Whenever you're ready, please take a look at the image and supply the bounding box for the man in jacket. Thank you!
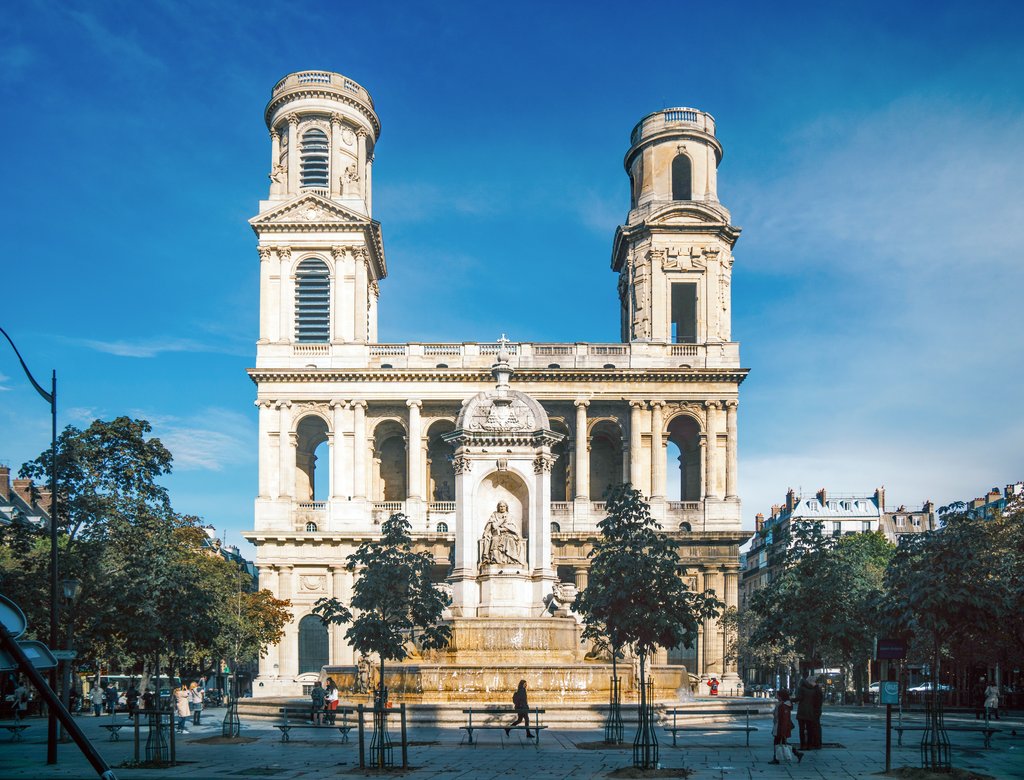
[794,673,816,750]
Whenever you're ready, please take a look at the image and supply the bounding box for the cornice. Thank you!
[625,125,723,169]
[265,88,380,138]
[246,367,750,385]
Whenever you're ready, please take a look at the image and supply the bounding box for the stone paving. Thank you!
[0,706,1021,780]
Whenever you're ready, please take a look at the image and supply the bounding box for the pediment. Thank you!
[250,194,370,228]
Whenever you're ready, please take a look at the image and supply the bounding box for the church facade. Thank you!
[244,71,749,697]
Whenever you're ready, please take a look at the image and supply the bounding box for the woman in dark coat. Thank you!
[505,680,533,738]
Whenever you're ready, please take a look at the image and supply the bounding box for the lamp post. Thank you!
[59,578,81,741]
[0,326,59,764]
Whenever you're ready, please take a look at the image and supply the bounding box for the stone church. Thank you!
[244,71,748,698]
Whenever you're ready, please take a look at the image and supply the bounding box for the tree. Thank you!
[312,512,450,767]
[573,485,723,768]
[19,417,173,547]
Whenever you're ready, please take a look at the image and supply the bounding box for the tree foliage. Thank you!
[313,512,451,699]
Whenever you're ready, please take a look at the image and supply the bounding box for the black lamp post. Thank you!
[60,578,81,732]
[0,326,59,764]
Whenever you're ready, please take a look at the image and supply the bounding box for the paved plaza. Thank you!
[1,706,1021,780]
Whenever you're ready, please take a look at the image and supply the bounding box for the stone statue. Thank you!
[480,501,527,567]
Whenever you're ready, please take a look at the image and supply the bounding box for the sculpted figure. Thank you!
[480,501,527,566]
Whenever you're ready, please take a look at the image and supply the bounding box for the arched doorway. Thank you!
[666,415,702,500]
[589,420,624,500]
[372,420,407,501]
[298,614,329,674]
[295,415,329,501]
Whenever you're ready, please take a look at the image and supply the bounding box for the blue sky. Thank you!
[2,1,1022,556]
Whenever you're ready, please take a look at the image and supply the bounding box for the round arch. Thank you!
[297,614,329,675]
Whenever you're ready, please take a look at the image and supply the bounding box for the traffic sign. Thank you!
[876,638,907,660]
[880,681,899,704]
[0,641,58,672]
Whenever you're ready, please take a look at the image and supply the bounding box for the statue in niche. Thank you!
[480,501,527,567]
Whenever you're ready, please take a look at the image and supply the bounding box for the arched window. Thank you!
[305,521,318,532]
[297,615,329,674]
[550,521,561,533]
[435,522,449,533]
[295,258,330,343]
[300,128,330,189]
[672,154,692,201]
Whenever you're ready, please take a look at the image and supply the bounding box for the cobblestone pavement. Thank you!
[0,707,1021,780]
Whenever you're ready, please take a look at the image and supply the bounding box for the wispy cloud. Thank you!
[63,7,166,72]
[76,337,246,359]
[0,372,10,391]
[141,408,256,472]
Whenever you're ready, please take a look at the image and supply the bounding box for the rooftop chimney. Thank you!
[874,487,886,511]
[0,466,10,501]
[786,488,796,512]
[12,478,33,505]
[755,512,765,532]
[987,488,1001,503]
[816,488,827,505]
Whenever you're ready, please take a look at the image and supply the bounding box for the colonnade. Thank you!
[257,397,740,505]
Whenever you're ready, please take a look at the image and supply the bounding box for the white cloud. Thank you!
[141,408,256,473]
[0,372,10,391]
[76,337,246,359]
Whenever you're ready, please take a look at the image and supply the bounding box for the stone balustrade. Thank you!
[271,71,374,108]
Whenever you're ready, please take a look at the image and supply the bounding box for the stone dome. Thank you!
[455,339,550,434]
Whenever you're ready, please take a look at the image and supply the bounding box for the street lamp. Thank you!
[60,578,81,740]
[0,326,59,764]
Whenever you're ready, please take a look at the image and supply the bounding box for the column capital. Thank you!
[352,246,368,263]
[704,400,721,411]
[574,399,590,409]
[276,246,292,262]
[406,399,422,410]
[356,127,369,138]
[258,245,273,262]
[351,399,367,410]
[650,400,665,409]
[330,245,347,261]
[723,400,739,410]
[329,399,348,410]
[255,399,275,409]
[287,113,301,127]
[330,112,344,125]
[269,128,280,140]
[275,400,292,410]
[629,400,645,410]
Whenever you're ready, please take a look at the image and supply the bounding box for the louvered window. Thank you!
[300,128,329,188]
[295,258,330,342]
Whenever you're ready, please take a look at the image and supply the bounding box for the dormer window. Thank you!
[300,128,330,188]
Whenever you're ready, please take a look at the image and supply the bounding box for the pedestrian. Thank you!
[188,682,204,726]
[310,680,326,725]
[90,684,104,717]
[13,680,29,721]
[707,676,720,696]
[811,675,825,748]
[794,673,815,750]
[505,679,533,738]
[104,683,119,715]
[126,685,139,715]
[324,678,339,725]
[172,686,191,734]
[984,682,1000,721]
[769,689,803,764]
[142,687,155,712]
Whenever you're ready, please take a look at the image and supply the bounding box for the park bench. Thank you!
[274,706,353,743]
[0,722,30,742]
[660,708,760,747]
[100,723,129,741]
[894,708,1001,749]
[459,707,547,747]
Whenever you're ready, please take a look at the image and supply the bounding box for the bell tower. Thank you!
[611,108,741,346]
[250,71,386,357]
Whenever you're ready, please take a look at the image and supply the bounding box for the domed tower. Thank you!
[611,108,741,346]
[250,71,386,353]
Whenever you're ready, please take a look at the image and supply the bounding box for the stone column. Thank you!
[286,114,300,193]
[277,247,292,343]
[366,155,373,213]
[703,402,719,499]
[329,565,347,663]
[629,401,644,490]
[330,400,346,500]
[352,401,367,499]
[574,400,590,500]
[724,401,738,500]
[356,129,367,198]
[723,566,740,682]
[650,402,665,499]
[277,401,293,499]
[353,248,368,342]
[329,114,343,197]
[257,400,273,498]
[406,400,423,501]
[574,567,589,591]
[259,566,281,677]
[258,246,272,342]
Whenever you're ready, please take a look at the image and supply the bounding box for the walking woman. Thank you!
[769,689,803,764]
[505,680,533,738]
[324,678,339,725]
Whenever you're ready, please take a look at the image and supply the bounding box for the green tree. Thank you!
[573,485,722,768]
[313,512,450,765]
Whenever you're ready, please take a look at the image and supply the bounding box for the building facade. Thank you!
[243,72,749,697]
